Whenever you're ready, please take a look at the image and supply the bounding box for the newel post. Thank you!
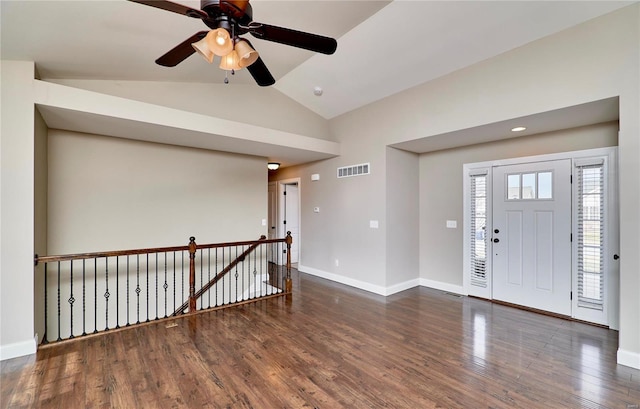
[285,231,293,294]
[188,236,197,314]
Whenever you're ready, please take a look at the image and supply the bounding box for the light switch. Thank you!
[370,220,379,229]
[261,219,267,226]
[313,207,320,213]
[311,173,320,181]
[446,220,457,229]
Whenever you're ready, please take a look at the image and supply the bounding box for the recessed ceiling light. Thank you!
[511,126,527,132]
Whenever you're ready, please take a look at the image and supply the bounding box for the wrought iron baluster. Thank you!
[116,257,120,329]
[173,252,176,314]
[199,248,202,311]
[136,254,141,324]
[57,261,61,341]
[126,255,130,327]
[43,263,48,344]
[146,253,149,322]
[235,246,239,303]
[93,258,98,334]
[69,260,75,338]
[181,251,184,312]
[105,257,110,331]
[207,248,211,309]
[215,248,219,307]
[163,252,168,319]
[82,259,86,336]
[155,252,159,320]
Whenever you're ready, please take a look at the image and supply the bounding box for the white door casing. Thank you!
[278,178,301,265]
[463,147,618,327]
[285,184,300,263]
[267,182,277,240]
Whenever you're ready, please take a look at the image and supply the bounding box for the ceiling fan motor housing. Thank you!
[201,0,252,32]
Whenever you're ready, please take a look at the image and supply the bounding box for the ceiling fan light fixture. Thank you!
[191,37,214,63]
[207,28,233,56]
[235,39,259,68]
[219,50,242,71]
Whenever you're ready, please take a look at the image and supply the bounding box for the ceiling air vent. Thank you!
[337,163,370,178]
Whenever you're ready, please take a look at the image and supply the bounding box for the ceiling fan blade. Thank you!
[156,31,208,67]
[248,23,337,55]
[246,56,275,87]
[127,0,208,19]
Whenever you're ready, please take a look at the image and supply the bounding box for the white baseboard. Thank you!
[419,278,465,295]
[298,265,388,295]
[386,279,420,296]
[0,337,37,361]
[617,348,640,369]
[298,265,465,297]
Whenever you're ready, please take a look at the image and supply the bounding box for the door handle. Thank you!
[493,238,499,243]
[613,254,619,260]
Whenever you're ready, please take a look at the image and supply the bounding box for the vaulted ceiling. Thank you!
[2,1,631,119]
[1,1,630,166]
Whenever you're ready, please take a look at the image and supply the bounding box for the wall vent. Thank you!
[337,163,370,178]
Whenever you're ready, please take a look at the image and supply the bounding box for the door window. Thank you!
[506,171,553,200]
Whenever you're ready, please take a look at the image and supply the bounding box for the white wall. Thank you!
[0,61,37,359]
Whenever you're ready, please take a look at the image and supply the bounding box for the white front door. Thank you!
[492,159,572,316]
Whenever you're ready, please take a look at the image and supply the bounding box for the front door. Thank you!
[492,159,571,316]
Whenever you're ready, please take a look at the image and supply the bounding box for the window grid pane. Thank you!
[506,171,553,200]
[470,175,487,288]
[577,164,604,310]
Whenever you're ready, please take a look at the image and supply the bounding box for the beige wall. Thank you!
[47,130,267,254]
[0,61,36,358]
[420,122,618,287]
[1,5,639,369]
[386,147,419,289]
[47,79,332,141]
[275,5,639,367]
[34,109,48,344]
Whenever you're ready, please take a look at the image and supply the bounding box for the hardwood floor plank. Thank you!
[2,269,639,408]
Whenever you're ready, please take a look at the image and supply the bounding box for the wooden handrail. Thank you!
[34,236,286,265]
[175,235,267,316]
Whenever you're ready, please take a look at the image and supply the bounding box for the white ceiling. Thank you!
[0,0,632,162]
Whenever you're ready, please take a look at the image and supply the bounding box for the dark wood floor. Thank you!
[2,269,639,408]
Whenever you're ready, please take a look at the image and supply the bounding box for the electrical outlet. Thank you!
[335,259,339,267]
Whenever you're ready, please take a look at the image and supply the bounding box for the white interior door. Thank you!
[492,159,572,316]
[283,183,299,264]
[267,182,277,240]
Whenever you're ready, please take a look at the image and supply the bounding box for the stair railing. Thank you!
[34,232,292,344]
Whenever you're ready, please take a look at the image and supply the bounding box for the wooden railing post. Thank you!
[188,236,197,314]
[285,231,293,294]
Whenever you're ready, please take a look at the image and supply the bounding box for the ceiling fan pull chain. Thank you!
[224,71,229,84]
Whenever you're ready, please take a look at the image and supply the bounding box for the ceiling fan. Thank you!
[128,0,338,86]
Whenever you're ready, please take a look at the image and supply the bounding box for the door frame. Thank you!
[463,147,618,327]
[277,178,301,265]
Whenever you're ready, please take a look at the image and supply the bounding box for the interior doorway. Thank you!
[278,178,301,265]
